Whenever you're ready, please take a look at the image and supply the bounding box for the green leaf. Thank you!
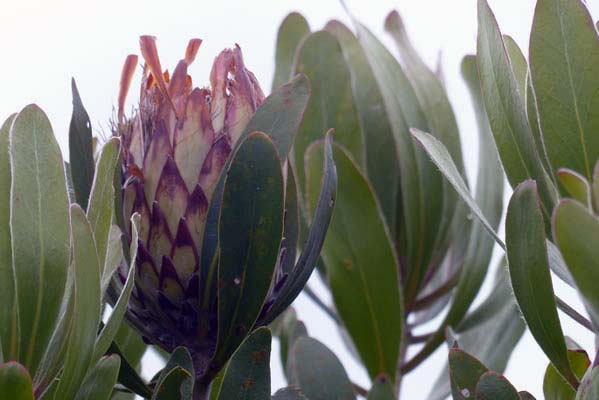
[212,132,284,375]
[272,387,307,400]
[407,54,504,373]
[87,137,120,278]
[0,114,17,361]
[529,0,599,180]
[448,349,488,399]
[352,20,442,304]
[217,327,271,400]
[411,129,503,248]
[592,162,599,213]
[54,205,102,400]
[553,199,599,328]
[544,349,590,400]
[520,392,537,400]
[108,341,152,399]
[69,79,95,210]
[287,337,356,400]
[325,20,400,238]
[152,347,194,400]
[293,30,363,191]
[257,132,337,325]
[502,35,527,98]
[506,181,577,388]
[475,371,520,400]
[9,104,70,374]
[526,70,553,176]
[305,142,402,380]
[272,13,310,90]
[367,374,395,400]
[244,74,311,163]
[0,362,34,400]
[92,234,136,364]
[385,10,465,256]
[477,0,556,217]
[429,267,525,400]
[576,365,599,400]
[102,225,123,294]
[557,169,591,207]
[74,355,121,400]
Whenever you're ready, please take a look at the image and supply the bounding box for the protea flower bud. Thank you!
[115,36,336,394]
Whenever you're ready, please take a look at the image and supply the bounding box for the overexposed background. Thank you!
[2,0,599,398]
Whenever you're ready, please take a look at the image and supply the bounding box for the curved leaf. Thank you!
[306,142,402,380]
[272,387,307,400]
[557,169,591,208]
[10,104,70,374]
[506,181,577,388]
[448,349,488,399]
[529,0,599,180]
[287,337,355,400]
[544,349,590,400]
[217,327,271,400]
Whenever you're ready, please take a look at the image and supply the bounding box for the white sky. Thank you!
[2,0,599,398]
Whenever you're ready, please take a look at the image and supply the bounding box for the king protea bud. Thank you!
[114,35,336,392]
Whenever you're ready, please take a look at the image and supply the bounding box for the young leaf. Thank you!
[10,104,70,374]
[69,79,95,210]
[543,349,590,400]
[506,181,578,388]
[448,349,488,399]
[0,362,34,400]
[152,347,194,400]
[305,142,402,380]
[217,327,272,400]
[367,375,395,400]
[272,13,310,90]
[557,169,592,209]
[287,337,356,400]
[529,0,599,180]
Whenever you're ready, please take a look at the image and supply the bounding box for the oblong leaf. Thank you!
[152,347,194,400]
[287,337,355,400]
[477,0,556,216]
[9,104,70,374]
[69,79,95,210]
[557,169,591,208]
[217,327,271,400]
[529,0,599,180]
[544,349,590,400]
[475,371,520,400]
[87,137,120,277]
[306,142,402,380]
[74,355,121,400]
[54,205,102,400]
[0,114,17,361]
[212,132,284,375]
[553,199,599,328]
[506,181,577,388]
[0,362,34,400]
[272,13,310,90]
